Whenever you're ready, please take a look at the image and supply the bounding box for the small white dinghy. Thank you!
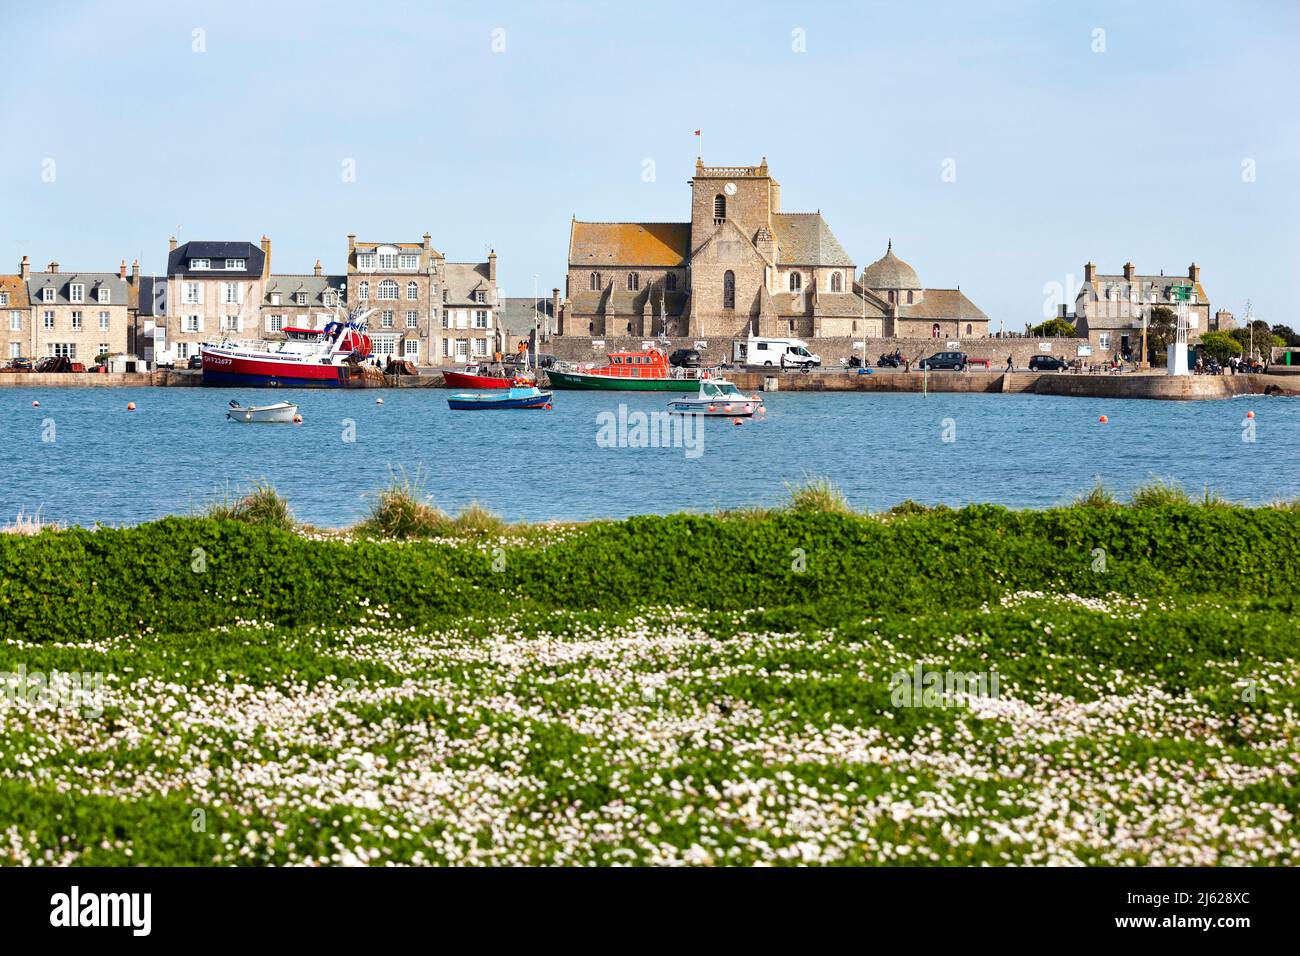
[227,399,299,424]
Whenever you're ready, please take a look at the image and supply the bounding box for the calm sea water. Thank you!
[3,385,1297,527]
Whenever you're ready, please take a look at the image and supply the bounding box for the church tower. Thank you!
[689,158,777,254]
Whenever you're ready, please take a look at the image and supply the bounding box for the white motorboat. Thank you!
[667,379,764,417]
[226,400,299,424]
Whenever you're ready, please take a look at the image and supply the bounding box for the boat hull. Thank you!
[441,370,527,389]
[448,389,553,410]
[227,402,299,424]
[202,352,355,388]
[544,369,703,391]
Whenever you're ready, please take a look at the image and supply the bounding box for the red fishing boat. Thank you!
[441,364,534,389]
[201,307,375,388]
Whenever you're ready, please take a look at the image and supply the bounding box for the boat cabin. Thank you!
[598,349,671,379]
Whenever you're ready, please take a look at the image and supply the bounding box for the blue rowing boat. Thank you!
[447,386,554,410]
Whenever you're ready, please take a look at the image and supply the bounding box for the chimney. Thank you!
[131,259,140,281]
[314,259,322,277]
[119,260,127,279]
[423,232,432,251]
[1083,261,1095,282]
[551,288,561,329]
[260,235,272,278]
[488,250,497,282]
[1123,261,1135,281]
[1189,262,1200,283]
[168,236,177,252]
[19,255,29,280]
[48,261,59,273]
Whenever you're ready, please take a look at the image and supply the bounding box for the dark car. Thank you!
[5,357,33,371]
[918,351,968,371]
[669,348,702,368]
[188,354,204,369]
[1028,355,1068,371]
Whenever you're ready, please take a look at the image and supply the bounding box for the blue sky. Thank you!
[2,0,1296,327]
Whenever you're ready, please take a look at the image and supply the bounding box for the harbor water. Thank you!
[3,387,1298,527]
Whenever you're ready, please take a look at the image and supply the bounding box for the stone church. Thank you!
[560,157,987,341]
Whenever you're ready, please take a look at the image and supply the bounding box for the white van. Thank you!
[734,336,821,369]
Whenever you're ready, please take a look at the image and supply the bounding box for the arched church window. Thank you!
[789,273,801,292]
[666,273,677,292]
[831,272,842,292]
[713,195,726,222]
[966,323,973,335]
[907,291,914,304]
[723,271,735,309]
[931,323,940,338]
[628,272,639,291]
[590,272,600,291]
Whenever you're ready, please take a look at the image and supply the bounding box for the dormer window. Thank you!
[225,258,245,270]
[399,254,418,270]
[324,291,336,306]
[357,253,376,269]
[191,258,210,270]
[475,291,486,303]
[378,253,398,270]
[98,287,111,303]
[294,292,306,305]
[69,283,85,303]
[270,292,281,305]
[42,287,54,303]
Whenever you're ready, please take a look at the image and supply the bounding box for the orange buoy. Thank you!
[707,405,716,412]
[376,398,384,404]
[293,414,303,424]
[31,400,39,408]
[732,418,743,426]
[756,405,766,414]
[751,394,760,400]
[126,402,136,411]
[724,403,733,412]
[544,403,552,410]
[1246,410,1255,419]
[1098,415,1108,424]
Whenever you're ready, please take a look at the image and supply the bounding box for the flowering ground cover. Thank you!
[2,581,1296,865]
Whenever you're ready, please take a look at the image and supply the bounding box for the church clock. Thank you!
[723,182,737,196]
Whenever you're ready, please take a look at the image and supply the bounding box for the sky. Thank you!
[2,0,1297,328]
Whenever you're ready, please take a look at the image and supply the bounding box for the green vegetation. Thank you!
[1028,317,1078,337]
[784,475,850,514]
[355,466,453,539]
[1197,330,1243,363]
[1071,478,1119,509]
[1,499,1298,865]
[200,481,294,531]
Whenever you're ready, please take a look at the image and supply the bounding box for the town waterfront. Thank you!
[6,387,1298,527]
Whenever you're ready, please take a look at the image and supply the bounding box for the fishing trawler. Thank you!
[200,306,376,388]
[545,347,715,391]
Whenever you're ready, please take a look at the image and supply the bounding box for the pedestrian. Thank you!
[1005,355,1013,372]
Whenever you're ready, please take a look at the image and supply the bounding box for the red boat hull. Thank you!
[202,352,354,388]
[441,369,531,389]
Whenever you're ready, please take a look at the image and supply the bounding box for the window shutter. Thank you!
[237,283,246,304]
[196,284,205,305]
[236,315,244,333]
[196,315,205,333]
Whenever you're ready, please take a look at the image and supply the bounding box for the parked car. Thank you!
[669,348,702,368]
[535,353,558,370]
[5,357,33,371]
[1028,355,1068,371]
[918,351,968,371]
[187,354,204,369]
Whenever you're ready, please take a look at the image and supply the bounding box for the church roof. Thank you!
[569,222,690,268]
[897,288,987,321]
[568,287,688,317]
[772,291,884,318]
[861,241,922,290]
[771,213,854,267]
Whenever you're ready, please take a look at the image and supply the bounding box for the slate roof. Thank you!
[861,241,922,290]
[0,274,31,309]
[26,272,129,307]
[167,241,265,278]
[137,276,164,317]
[263,274,346,307]
[499,297,557,335]
[1077,275,1208,306]
[896,289,987,321]
[771,213,854,267]
[443,262,494,306]
[569,222,690,268]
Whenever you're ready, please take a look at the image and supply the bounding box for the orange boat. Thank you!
[545,348,714,391]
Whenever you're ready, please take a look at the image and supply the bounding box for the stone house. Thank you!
[346,235,443,365]
[438,255,500,364]
[1,261,33,362]
[162,237,270,363]
[24,258,135,363]
[1074,261,1213,356]
[261,262,346,338]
